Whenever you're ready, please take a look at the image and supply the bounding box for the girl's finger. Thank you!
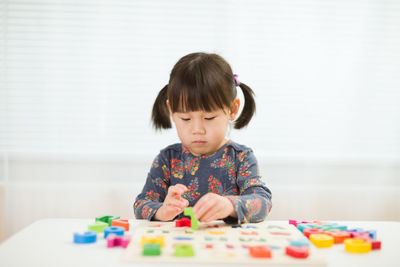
[195,199,215,220]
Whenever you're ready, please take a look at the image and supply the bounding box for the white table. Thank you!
[0,219,398,267]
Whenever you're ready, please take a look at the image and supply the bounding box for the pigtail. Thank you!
[234,82,256,129]
[151,85,172,130]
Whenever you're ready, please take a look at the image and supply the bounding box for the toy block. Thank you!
[174,244,195,257]
[140,235,165,247]
[107,234,131,248]
[286,246,309,258]
[103,226,125,238]
[183,207,198,230]
[344,238,372,253]
[111,219,129,231]
[249,245,272,258]
[88,221,108,233]
[73,231,97,244]
[290,238,310,247]
[350,232,372,240]
[289,220,300,227]
[367,230,377,239]
[303,228,325,238]
[370,240,381,250]
[296,223,317,233]
[327,231,351,244]
[175,217,191,227]
[143,243,161,256]
[96,215,120,226]
[309,234,334,248]
[349,232,381,250]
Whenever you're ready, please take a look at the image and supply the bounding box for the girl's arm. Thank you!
[224,149,272,224]
[133,153,170,220]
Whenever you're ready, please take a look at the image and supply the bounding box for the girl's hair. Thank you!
[152,52,256,130]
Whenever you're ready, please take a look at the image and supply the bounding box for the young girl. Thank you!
[134,52,272,224]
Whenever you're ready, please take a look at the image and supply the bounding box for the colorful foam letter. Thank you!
[249,245,272,258]
[309,234,334,248]
[73,231,97,244]
[96,215,120,226]
[106,234,131,248]
[183,207,198,230]
[174,244,195,257]
[88,221,108,233]
[103,226,125,238]
[111,219,130,231]
[344,238,372,253]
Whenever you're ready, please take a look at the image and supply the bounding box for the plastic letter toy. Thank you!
[303,228,324,238]
[183,207,198,230]
[174,244,195,257]
[96,215,120,226]
[328,231,351,244]
[73,231,97,244]
[88,221,108,233]
[290,237,310,247]
[140,235,165,247]
[309,234,334,248]
[103,226,125,238]
[344,238,372,253]
[107,234,131,248]
[286,246,309,258]
[111,219,130,231]
[175,217,191,227]
[249,245,272,258]
[143,243,161,256]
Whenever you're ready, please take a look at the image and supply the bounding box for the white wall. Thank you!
[1,0,400,242]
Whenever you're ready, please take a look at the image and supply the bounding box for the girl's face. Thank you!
[168,99,240,156]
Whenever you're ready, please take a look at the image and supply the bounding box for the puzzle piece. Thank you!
[73,231,97,244]
[107,234,131,248]
[249,245,272,258]
[88,221,108,233]
[96,215,120,226]
[140,235,165,247]
[183,207,198,230]
[175,217,191,227]
[174,244,194,257]
[111,219,130,231]
[143,243,161,256]
[103,226,125,238]
[344,238,372,253]
[327,231,351,244]
[286,246,309,258]
[309,234,334,248]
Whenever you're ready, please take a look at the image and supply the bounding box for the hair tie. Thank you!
[233,74,240,86]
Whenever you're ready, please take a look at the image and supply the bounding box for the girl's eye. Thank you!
[181,118,190,121]
[205,117,216,120]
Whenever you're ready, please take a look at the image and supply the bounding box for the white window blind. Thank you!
[1,0,399,162]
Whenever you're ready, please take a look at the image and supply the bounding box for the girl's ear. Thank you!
[229,98,241,120]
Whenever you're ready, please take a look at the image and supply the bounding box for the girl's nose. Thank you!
[192,120,206,135]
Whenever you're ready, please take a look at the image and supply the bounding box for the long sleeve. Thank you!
[133,153,170,220]
[224,149,272,224]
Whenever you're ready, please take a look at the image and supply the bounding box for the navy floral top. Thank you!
[134,140,272,224]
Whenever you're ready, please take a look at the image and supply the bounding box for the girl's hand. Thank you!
[154,184,189,221]
[193,193,236,222]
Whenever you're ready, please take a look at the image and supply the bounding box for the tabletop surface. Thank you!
[0,219,398,267]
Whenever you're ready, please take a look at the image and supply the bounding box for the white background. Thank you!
[1,0,399,242]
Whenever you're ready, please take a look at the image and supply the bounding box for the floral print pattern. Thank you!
[182,177,201,202]
[134,141,272,224]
